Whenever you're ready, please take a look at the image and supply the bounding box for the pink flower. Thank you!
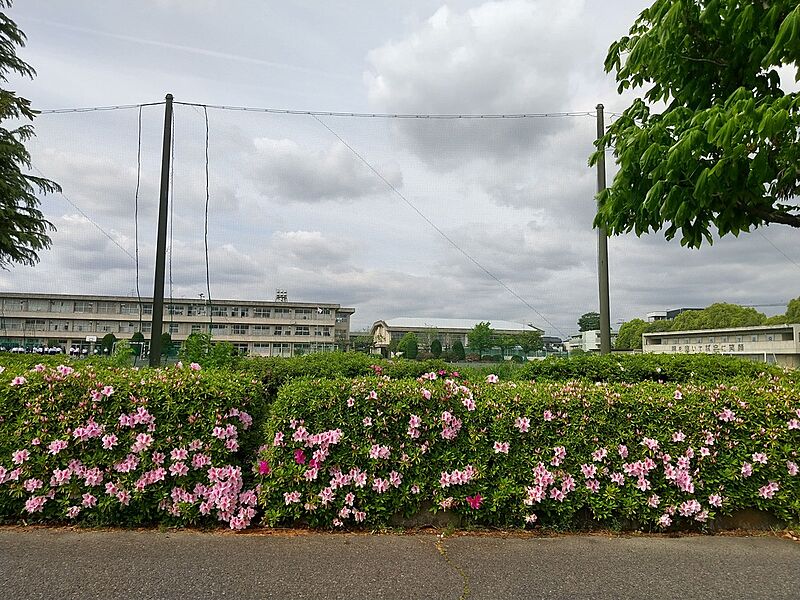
[493,441,510,454]
[486,374,499,384]
[273,431,284,446]
[751,452,767,465]
[787,461,799,476]
[641,437,659,452]
[581,464,597,479]
[169,462,189,477]
[409,415,422,428]
[717,408,736,422]
[354,511,366,523]
[708,494,723,507]
[12,449,30,464]
[116,489,131,505]
[462,397,476,411]
[170,448,189,461]
[411,484,421,494]
[66,506,81,519]
[24,496,47,513]
[592,447,608,462]
[190,362,201,371]
[618,444,628,459]
[610,472,625,486]
[362,417,372,427]
[389,471,402,487]
[585,479,600,493]
[421,388,432,400]
[514,417,530,433]
[258,460,271,475]
[788,419,800,430]
[671,431,686,442]
[648,494,660,508]
[303,467,319,481]
[34,363,45,372]
[284,491,301,505]
[347,397,355,407]
[525,514,538,524]
[48,439,68,455]
[542,410,554,421]
[673,390,683,400]
[466,494,483,509]
[23,478,43,492]
[758,482,779,499]
[101,385,114,397]
[319,487,335,505]
[372,478,389,494]
[11,376,27,386]
[699,447,711,457]
[294,449,306,465]
[658,514,672,528]
[549,487,566,502]
[131,433,154,453]
[82,493,97,508]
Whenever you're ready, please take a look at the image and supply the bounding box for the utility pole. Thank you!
[596,104,611,355]
[149,94,174,367]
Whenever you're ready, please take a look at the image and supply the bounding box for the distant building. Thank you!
[370,318,544,356]
[567,329,618,353]
[642,323,800,368]
[0,292,354,357]
[647,308,703,323]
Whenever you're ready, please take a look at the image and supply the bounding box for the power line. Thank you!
[36,102,165,114]
[310,113,567,338]
[757,230,800,274]
[176,100,597,120]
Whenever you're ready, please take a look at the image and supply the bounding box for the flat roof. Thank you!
[643,323,798,337]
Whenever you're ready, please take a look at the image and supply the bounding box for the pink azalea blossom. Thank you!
[411,484,420,494]
[525,514,538,524]
[592,447,608,462]
[673,389,683,400]
[658,514,672,527]
[787,461,799,476]
[758,481,779,499]
[648,494,660,508]
[258,460,271,475]
[48,439,68,455]
[346,397,355,407]
[283,491,301,505]
[671,431,686,442]
[101,386,114,397]
[618,444,628,459]
[190,362,201,371]
[542,410,554,421]
[273,431,284,446]
[788,419,800,430]
[581,464,597,479]
[641,437,659,452]
[362,417,372,427]
[389,471,402,487]
[549,487,566,502]
[23,478,43,492]
[66,506,81,519]
[466,494,483,509]
[585,479,600,493]
[493,441,510,454]
[368,390,378,400]
[708,494,723,507]
[10,376,27,386]
[514,417,530,433]
[81,493,97,508]
[12,449,30,464]
[24,496,47,513]
[372,478,389,494]
[751,452,767,465]
[486,374,499,384]
[610,472,625,486]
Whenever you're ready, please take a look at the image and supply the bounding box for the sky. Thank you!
[2,0,799,337]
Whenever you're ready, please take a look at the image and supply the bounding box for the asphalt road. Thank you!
[1,528,798,599]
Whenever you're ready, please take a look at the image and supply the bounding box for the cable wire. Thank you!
[203,105,213,333]
[134,106,144,333]
[310,113,567,338]
[36,101,165,114]
[177,100,597,120]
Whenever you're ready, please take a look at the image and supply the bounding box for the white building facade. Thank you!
[642,324,800,368]
[0,293,355,357]
[566,329,618,353]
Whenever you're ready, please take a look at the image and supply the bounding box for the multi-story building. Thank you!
[0,292,355,357]
[566,329,618,353]
[642,323,800,368]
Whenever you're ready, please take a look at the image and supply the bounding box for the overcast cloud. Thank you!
[4,0,799,337]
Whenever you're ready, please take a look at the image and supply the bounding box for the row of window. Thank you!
[5,299,338,319]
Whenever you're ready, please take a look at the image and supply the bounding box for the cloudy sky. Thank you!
[3,0,799,336]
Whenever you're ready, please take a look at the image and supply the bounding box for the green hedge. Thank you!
[0,362,266,529]
[256,374,800,529]
[515,353,787,383]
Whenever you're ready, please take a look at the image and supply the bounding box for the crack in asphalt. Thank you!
[433,536,470,600]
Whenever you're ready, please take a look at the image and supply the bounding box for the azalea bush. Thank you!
[256,373,800,530]
[0,362,266,529]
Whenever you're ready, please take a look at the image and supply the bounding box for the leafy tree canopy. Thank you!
[615,318,649,350]
[430,339,442,358]
[0,1,60,267]
[451,340,466,361]
[671,303,766,330]
[514,330,544,354]
[592,1,800,248]
[467,322,493,356]
[578,312,601,332]
[397,332,419,359]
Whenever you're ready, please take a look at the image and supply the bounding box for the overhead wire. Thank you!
[310,113,568,339]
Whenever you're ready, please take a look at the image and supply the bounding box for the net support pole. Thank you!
[596,103,612,355]
[149,93,174,367]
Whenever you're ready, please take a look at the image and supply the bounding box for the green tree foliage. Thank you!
[397,332,419,359]
[451,340,466,361]
[430,339,442,358]
[513,330,543,356]
[671,303,766,330]
[493,333,516,358]
[100,333,116,354]
[786,296,800,323]
[130,332,145,357]
[0,2,60,267]
[578,312,600,332]
[111,339,133,366]
[350,334,373,354]
[615,319,649,350]
[467,322,493,357]
[160,332,173,356]
[592,1,800,248]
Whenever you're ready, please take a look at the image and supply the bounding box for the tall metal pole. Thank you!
[596,104,611,355]
[149,94,174,367]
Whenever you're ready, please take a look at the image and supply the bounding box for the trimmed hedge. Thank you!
[0,362,266,529]
[256,373,800,529]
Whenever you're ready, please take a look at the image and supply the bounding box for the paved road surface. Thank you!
[1,528,798,599]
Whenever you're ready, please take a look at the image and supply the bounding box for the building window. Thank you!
[232,324,249,335]
[736,336,743,343]
[751,335,758,342]
[232,307,249,318]
[232,343,249,354]
[191,324,202,333]
[295,308,312,320]
[766,335,774,342]
[274,307,290,318]
[187,304,207,317]
[253,307,270,318]
[73,301,93,313]
[167,304,185,316]
[142,323,152,334]
[169,323,180,335]
[211,305,228,318]
[295,325,309,336]
[211,324,227,334]
[708,337,714,343]
[252,324,270,335]
[274,326,283,336]
[142,304,153,315]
